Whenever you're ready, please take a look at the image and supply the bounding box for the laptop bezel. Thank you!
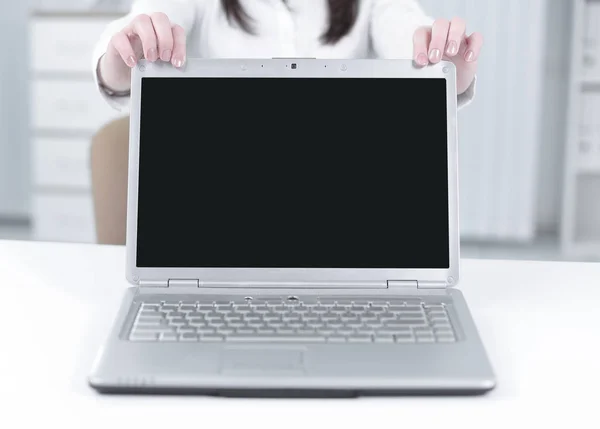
[125,58,460,287]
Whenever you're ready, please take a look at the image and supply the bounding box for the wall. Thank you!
[0,0,30,218]
[536,0,573,234]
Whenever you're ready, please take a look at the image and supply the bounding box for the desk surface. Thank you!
[1,240,599,428]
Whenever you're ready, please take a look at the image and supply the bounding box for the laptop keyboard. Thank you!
[128,298,457,344]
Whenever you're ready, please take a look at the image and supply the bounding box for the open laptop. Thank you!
[88,58,496,396]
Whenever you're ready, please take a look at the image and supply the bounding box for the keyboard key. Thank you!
[179,304,197,312]
[257,328,277,334]
[136,316,164,325]
[327,335,347,343]
[276,328,295,335]
[228,322,245,328]
[437,335,456,343]
[424,304,445,310]
[130,333,158,341]
[197,328,216,334]
[385,320,425,327]
[209,321,226,328]
[247,322,265,329]
[160,332,178,341]
[138,311,163,319]
[199,334,224,342]
[161,304,179,310]
[348,335,372,343]
[394,333,415,342]
[180,333,198,341]
[296,328,316,335]
[217,328,235,335]
[133,325,173,332]
[307,322,325,329]
[141,303,160,310]
[236,328,255,335]
[374,335,394,343]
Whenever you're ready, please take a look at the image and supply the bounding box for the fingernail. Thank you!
[173,57,184,68]
[126,55,136,67]
[446,41,458,56]
[161,49,172,62]
[465,50,476,62]
[147,48,158,62]
[429,48,441,63]
[416,53,428,66]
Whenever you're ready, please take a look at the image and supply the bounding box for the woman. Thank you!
[93,0,482,109]
[91,0,483,245]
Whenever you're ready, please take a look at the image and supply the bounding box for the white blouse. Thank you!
[93,0,475,111]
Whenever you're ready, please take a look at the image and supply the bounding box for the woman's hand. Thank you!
[98,13,187,93]
[413,18,483,94]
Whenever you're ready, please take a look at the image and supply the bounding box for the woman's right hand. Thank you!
[98,12,187,93]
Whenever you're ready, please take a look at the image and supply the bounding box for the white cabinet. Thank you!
[30,12,125,243]
[32,80,122,131]
[31,19,111,73]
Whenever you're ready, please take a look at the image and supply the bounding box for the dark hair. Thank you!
[221,0,359,44]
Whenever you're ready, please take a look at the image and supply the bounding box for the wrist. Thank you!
[97,54,131,96]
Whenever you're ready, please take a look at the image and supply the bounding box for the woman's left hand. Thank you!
[413,18,483,94]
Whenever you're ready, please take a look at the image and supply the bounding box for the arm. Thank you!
[370,0,482,108]
[92,0,197,111]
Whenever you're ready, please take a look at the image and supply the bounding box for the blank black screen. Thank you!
[136,77,449,268]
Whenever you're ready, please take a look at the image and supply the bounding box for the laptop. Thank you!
[88,58,496,396]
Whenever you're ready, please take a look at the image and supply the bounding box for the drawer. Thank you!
[31,17,117,73]
[33,194,95,243]
[32,80,124,131]
[34,138,91,189]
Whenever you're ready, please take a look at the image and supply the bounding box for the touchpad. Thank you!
[220,347,306,375]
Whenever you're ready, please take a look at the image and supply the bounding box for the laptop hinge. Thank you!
[138,279,200,288]
[387,280,418,288]
[417,281,447,289]
[139,280,168,288]
[167,279,200,288]
[387,280,447,289]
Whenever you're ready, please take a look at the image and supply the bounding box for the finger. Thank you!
[108,31,137,68]
[464,32,484,63]
[171,24,187,68]
[150,12,174,62]
[127,14,159,62]
[413,26,431,67]
[445,17,466,57]
[428,19,450,63]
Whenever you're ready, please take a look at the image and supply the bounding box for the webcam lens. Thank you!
[291,63,297,69]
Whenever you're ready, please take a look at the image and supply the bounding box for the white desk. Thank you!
[1,240,599,428]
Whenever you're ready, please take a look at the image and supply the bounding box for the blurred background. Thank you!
[0,0,599,263]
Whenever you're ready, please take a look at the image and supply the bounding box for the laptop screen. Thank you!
[136,76,449,269]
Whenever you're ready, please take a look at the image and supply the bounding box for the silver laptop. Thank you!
[88,58,496,396]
